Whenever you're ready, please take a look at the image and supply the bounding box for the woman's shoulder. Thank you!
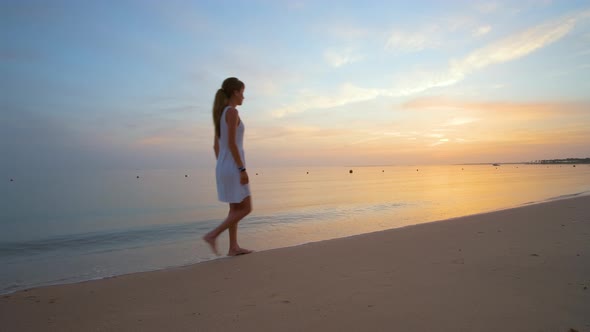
[224,106,238,115]
[224,107,239,123]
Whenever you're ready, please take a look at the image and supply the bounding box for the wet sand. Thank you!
[1,195,589,331]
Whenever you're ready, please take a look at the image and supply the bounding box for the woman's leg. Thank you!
[203,196,252,256]
[228,196,252,255]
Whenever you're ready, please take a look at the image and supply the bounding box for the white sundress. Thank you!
[216,106,251,203]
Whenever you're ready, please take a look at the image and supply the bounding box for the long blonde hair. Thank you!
[212,77,245,138]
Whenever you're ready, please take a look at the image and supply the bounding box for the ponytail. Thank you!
[212,89,228,138]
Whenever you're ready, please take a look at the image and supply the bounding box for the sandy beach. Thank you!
[1,195,589,332]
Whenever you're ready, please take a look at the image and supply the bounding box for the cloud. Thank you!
[473,25,492,37]
[474,2,501,14]
[275,10,589,118]
[401,97,590,126]
[391,10,589,97]
[272,83,382,117]
[445,117,480,126]
[430,138,449,147]
[395,96,590,156]
[385,25,442,52]
[450,11,588,80]
[375,11,583,100]
[402,96,589,115]
[384,15,480,52]
[323,49,362,68]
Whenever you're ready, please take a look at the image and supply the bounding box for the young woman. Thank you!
[203,77,253,256]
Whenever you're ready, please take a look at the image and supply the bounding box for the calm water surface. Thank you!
[1,164,589,293]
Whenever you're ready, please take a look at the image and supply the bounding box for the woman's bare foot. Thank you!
[203,234,219,256]
[227,247,253,256]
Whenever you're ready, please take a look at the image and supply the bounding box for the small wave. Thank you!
[0,273,116,295]
[248,201,411,226]
[0,221,215,260]
[519,191,590,207]
[0,201,413,261]
[543,191,590,202]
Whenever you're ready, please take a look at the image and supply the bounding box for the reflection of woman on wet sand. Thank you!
[203,77,253,256]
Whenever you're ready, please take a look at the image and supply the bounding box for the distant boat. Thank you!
[492,163,500,166]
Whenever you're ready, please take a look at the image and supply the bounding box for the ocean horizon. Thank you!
[1,164,589,294]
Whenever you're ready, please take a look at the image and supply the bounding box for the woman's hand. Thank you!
[240,171,249,185]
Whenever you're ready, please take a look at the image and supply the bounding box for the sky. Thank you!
[2,0,590,173]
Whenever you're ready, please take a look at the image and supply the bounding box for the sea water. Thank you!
[1,164,589,294]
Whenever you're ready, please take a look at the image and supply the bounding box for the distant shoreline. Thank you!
[526,158,590,164]
[346,158,590,168]
[457,157,590,166]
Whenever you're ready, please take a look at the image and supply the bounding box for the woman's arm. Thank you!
[225,107,249,184]
[213,136,219,159]
[225,107,245,168]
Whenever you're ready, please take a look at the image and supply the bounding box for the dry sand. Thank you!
[1,195,589,332]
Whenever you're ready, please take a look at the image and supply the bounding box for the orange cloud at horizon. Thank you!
[250,98,590,164]
[130,98,589,166]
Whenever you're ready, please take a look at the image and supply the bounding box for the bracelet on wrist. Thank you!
[238,167,246,172]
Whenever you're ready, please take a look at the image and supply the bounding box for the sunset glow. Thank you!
[3,1,589,172]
